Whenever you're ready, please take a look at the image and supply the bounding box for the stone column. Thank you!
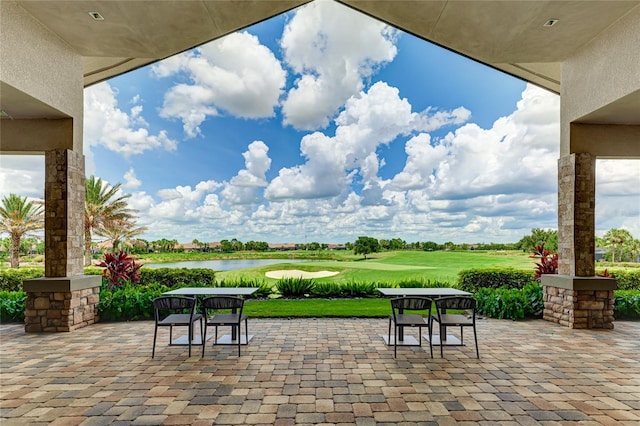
[557,152,595,277]
[23,149,101,332]
[44,149,85,277]
[542,152,616,329]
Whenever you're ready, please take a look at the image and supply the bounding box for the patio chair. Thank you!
[152,296,202,358]
[432,296,479,358]
[388,296,433,358]
[201,296,248,357]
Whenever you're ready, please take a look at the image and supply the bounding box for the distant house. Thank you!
[268,243,298,251]
[595,247,607,262]
[327,244,347,250]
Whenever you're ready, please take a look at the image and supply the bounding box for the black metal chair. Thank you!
[388,296,433,358]
[152,296,202,358]
[201,296,248,357]
[432,296,479,358]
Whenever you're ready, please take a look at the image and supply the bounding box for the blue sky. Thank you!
[1,0,638,244]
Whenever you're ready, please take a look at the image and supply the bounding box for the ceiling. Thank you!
[3,0,640,124]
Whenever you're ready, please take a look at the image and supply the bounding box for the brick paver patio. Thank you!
[1,318,639,425]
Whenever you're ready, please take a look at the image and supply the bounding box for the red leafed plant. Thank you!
[596,269,613,278]
[97,250,142,289]
[530,243,558,281]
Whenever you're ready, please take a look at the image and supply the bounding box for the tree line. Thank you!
[1,176,639,267]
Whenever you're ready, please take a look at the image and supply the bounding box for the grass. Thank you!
[243,298,391,318]
[217,250,536,284]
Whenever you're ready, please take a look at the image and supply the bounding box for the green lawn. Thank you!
[243,298,391,318]
[217,250,535,285]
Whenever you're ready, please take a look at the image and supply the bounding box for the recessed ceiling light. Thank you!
[88,11,104,21]
[544,19,559,27]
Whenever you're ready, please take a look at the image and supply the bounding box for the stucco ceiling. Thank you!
[4,0,640,124]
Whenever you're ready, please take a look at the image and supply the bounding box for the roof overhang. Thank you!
[3,0,640,125]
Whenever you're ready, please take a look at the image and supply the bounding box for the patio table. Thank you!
[377,287,471,347]
[162,287,258,346]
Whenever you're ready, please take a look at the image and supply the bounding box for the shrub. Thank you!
[138,268,216,288]
[311,282,344,298]
[474,283,543,321]
[458,269,534,293]
[614,290,640,319]
[216,278,273,298]
[275,277,315,298]
[341,281,378,297]
[397,278,452,288]
[0,290,26,322]
[97,251,142,289]
[98,282,169,322]
[0,268,44,292]
[475,287,527,320]
[604,269,640,290]
[531,243,558,281]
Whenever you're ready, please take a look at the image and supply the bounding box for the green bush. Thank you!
[603,269,640,290]
[614,290,640,319]
[216,278,273,298]
[138,268,216,288]
[275,277,315,297]
[341,281,378,297]
[475,287,526,320]
[0,268,45,291]
[0,290,26,322]
[458,268,534,293]
[98,282,169,322]
[311,282,344,297]
[397,278,452,288]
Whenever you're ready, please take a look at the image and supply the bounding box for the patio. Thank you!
[1,318,639,425]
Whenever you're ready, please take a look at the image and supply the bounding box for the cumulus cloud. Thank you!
[280,0,398,130]
[221,141,272,205]
[152,32,286,138]
[84,82,178,160]
[123,168,142,190]
[0,155,45,200]
[266,81,468,202]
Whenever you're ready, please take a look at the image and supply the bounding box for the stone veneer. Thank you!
[557,153,596,277]
[23,276,101,332]
[541,275,616,329]
[45,149,85,277]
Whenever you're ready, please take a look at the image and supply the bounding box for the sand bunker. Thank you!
[265,269,339,279]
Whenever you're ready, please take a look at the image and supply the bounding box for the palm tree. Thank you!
[85,176,133,266]
[602,228,633,263]
[96,217,147,252]
[0,194,44,268]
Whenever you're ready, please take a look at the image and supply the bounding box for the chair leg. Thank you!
[473,324,479,358]
[439,324,444,358]
[188,324,192,357]
[202,323,208,357]
[393,324,397,358]
[152,326,158,358]
[237,324,241,357]
[460,326,464,345]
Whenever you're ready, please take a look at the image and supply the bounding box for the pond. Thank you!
[145,258,316,271]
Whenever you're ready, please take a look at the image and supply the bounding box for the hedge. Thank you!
[457,268,535,293]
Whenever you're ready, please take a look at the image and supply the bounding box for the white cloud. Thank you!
[0,155,45,200]
[152,32,286,138]
[123,168,142,190]
[280,0,398,130]
[84,82,178,160]
[221,141,272,205]
[266,81,467,201]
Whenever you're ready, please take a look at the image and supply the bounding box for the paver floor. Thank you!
[1,318,639,425]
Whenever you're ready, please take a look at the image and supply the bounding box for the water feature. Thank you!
[145,258,316,271]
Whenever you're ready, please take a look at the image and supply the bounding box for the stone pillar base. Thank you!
[541,275,616,329]
[23,275,101,332]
